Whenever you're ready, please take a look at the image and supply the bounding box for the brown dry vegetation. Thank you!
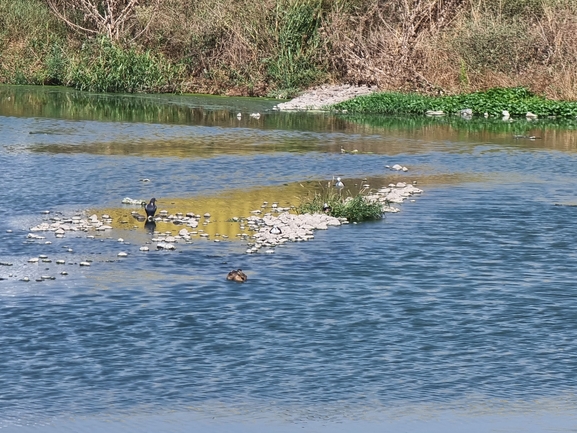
[1,0,577,99]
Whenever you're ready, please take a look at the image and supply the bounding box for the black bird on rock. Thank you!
[145,198,157,221]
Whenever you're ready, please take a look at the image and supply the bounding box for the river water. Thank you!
[1,85,577,432]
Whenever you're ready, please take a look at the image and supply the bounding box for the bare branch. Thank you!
[45,0,154,41]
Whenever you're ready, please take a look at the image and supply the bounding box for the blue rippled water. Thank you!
[1,86,577,432]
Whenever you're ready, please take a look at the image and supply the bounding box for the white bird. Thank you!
[270,226,282,235]
[334,177,344,188]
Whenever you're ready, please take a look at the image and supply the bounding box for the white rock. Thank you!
[139,246,149,252]
[117,252,128,257]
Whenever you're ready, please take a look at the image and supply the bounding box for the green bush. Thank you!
[297,183,383,222]
[66,37,181,93]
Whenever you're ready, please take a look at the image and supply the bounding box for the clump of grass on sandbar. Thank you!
[332,87,577,118]
[297,183,383,222]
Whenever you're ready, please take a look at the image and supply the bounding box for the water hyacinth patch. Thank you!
[332,87,577,118]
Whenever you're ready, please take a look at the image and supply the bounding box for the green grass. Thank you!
[66,37,182,93]
[265,0,326,95]
[297,182,383,222]
[332,87,577,118]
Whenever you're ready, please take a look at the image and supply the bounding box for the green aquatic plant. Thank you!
[333,87,577,118]
[297,182,383,222]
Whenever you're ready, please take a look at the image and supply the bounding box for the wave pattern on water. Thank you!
[2,87,577,431]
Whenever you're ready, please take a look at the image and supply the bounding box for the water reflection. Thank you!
[144,220,156,234]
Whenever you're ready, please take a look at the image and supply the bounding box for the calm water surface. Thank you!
[1,86,577,432]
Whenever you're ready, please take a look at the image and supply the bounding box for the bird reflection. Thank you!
[144,220,156,234]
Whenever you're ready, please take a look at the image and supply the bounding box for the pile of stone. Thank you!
[236,181,423,254]
[29,214,113,238]
[242,212,345,254]
[273,84,377,111]
[367,182,423,209]
[146,210,204,228]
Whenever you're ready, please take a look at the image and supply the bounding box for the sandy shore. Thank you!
[274,84,376,111]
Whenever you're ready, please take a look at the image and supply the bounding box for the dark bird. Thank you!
[145,198,157,221]
[227,269,248,283]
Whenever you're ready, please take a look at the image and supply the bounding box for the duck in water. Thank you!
[227,269,248,283]
[145,198,157,221]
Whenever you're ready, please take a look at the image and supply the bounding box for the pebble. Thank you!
[117,252,128,257]
[79,262,91,266]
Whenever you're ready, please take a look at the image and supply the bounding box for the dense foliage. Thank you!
[333,88,577,118]
[66,37,181,93]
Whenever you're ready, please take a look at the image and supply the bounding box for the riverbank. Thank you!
[276,86,577,119]
[2,0,577,99]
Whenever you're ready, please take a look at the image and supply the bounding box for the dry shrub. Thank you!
[536,0,577,99]
[414,0,577,98]
[143,0,276,94]
[453,19,548,74]
[144,0,327,95]
[321,0,466,92]
[45,0,160,42]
